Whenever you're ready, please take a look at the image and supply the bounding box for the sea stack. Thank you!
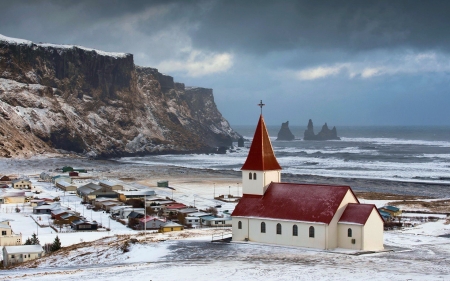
[303,119,340,140]
[276,121,295,141]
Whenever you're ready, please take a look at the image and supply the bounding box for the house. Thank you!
[117,208,145,220]
[231,114,384,251]
[30,199,45,207]
[117,190,156,202]
[11,179,31,189]
[139,216,166,230]
[160,221,184,233]
[185,217,201,226]
[0,190,26,204]
[177,208,199,215]
[77,183,117,203]
[71,220,98,230]
[56,181,77,192]
[39,172,51,181]
[69,171,79,177]
[51,175,71,184]
[99,180,124,191]
[201,216,232,226]
[380,206,402,217]
[51,209,76,220]
[0,176,11,182]
[3,245,44,267]
[33,203,61,214]
[109,205,130,216]
[157,180,169,187]
[57,213,82,224]
[0,224,22,246]
[378,209,392,221]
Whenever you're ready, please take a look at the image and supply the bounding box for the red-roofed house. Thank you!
[231,114,384,251]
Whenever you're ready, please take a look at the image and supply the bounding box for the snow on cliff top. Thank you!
[0,34,129,59]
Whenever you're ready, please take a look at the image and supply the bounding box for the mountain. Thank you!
[0,34,240,158]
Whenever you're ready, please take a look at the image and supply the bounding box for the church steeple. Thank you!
[241,112,282,196]
[241,114,282,171]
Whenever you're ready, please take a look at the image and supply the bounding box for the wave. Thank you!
[340,137,450,147]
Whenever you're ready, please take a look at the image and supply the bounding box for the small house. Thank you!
[71,220,98,231]
[0,224,22,246]
[157,181,169,187]
[201,216,232,226]
[0,176,11,182]
[117,190,156,202]
[0,190,26,204]
[11,179,31,189]
[380,206,402,217]
[160,221,184,233]
[69,171,79,177]
[52,175,71,184]
[139,216,166,230]
[33,203,61,214]
[3,245,44,266]
[39,173,51,181]
[99,180,124,191]
[56,181,77,192]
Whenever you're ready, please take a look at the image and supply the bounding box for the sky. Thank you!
[1,0,450,126]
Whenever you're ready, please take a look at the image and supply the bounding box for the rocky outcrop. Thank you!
[0,34,240,158]
[276,121,295,141]
[303,119,340,140]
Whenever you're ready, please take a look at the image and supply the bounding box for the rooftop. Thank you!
[4,245,44,254]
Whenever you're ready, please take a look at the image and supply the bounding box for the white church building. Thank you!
[231,114,384,251]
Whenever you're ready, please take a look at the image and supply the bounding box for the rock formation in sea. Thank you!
[276,121,295,141]
[303,119,340,140]
[0,34,241,158]
[237,137,245,147]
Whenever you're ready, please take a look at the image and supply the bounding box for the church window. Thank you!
[348,228,352,237]
[253,173,257,180]
[293,225,298,236]
[276,223,282,234]
[261,222,266,233]
[309,226,315,238]
[249,173,252,180]
[238,221,242,229]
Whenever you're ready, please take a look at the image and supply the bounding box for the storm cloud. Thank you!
[1,0,449,126]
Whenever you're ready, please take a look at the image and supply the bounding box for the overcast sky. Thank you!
[1,0,450,126]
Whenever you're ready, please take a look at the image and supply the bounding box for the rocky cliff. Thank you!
[303,119,340,140]
[0,34,240,158]
[276,121,295,141]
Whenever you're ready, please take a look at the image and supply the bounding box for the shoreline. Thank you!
[0,157,449,198]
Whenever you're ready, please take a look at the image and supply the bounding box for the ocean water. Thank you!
[119,125,450,184]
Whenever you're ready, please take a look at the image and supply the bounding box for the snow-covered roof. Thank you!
[99,180,122,187]
[56,181,76,187]
[117,190,156,196]
[4,245,43,254]
[0,34,130,59]
[162,221,183,227]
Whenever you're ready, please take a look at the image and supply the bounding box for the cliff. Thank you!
[0,34,240,158]
[303,119,340,140]
[276,121,295,141]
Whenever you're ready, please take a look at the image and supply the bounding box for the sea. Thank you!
[119,125,450,185]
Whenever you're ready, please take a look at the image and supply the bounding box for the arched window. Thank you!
[293,225,298,236]
[309,226,315,238]
[276,223,282,235]
[249,172,252,180]
[261,222,266,233]
[238,221,242,229]
[348,228,352,237]
[253,173,257,180]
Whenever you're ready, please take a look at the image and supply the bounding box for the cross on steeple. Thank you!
[258,100,265,114]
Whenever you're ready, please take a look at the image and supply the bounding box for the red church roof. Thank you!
[241,115,282,171]
[339,203,382,225]
[231,182,359,224]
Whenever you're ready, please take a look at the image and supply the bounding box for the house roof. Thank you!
[33,203,61,210]
[4,245,43,254]
[231,182,358,224]
[241,115,281,171]
[56,181,76,187]
[162,221,182,227]
[139,216,165,223]
[164,203,187,209]
[382,205,400,212]
[99,180,122,187]
[11,179,31,184]
[128,211,145,218]
[117,190,156,196]
[339,203,382,225]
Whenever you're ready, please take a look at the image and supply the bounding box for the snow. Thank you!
[0,34,129,59]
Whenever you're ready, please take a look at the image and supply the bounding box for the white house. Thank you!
[0,224,22,246]
[11,179,31,189]
[3,245,44,267]
[231,114,384,251]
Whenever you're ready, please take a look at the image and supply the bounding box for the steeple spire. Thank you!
[241,114,282,171]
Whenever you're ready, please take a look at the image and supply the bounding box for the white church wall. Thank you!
[362,209,384,251]
[241,170,280,195]
[245,218,327,249]
[232,217,249,241]
[326,190,359,249]
[337,223,363,250]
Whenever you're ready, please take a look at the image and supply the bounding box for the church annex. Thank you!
[231,114,384,251]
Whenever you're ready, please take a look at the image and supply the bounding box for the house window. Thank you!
[20,254,23,258]
[215,221,218,224]
[249,173,252,180]
[348,228,352,237]
[238,221,242,229]
[276,223,282,235]
[253,173,256,180]
[11,255,15,258]
[309,226,315,238]
[293,225,298,236]
[2,231,6,235]
[261,222,266,233]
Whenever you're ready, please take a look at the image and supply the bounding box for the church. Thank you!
[231,114,384,251]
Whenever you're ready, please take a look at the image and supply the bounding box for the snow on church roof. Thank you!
[231,182,358,224]
[241,115,281,171]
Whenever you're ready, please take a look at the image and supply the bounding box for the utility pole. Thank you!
[144,194,146,240]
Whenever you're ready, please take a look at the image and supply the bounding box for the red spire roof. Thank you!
[241,115,282,171]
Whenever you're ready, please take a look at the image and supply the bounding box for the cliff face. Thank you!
[0,35,240,158]
[303,119,340,140]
